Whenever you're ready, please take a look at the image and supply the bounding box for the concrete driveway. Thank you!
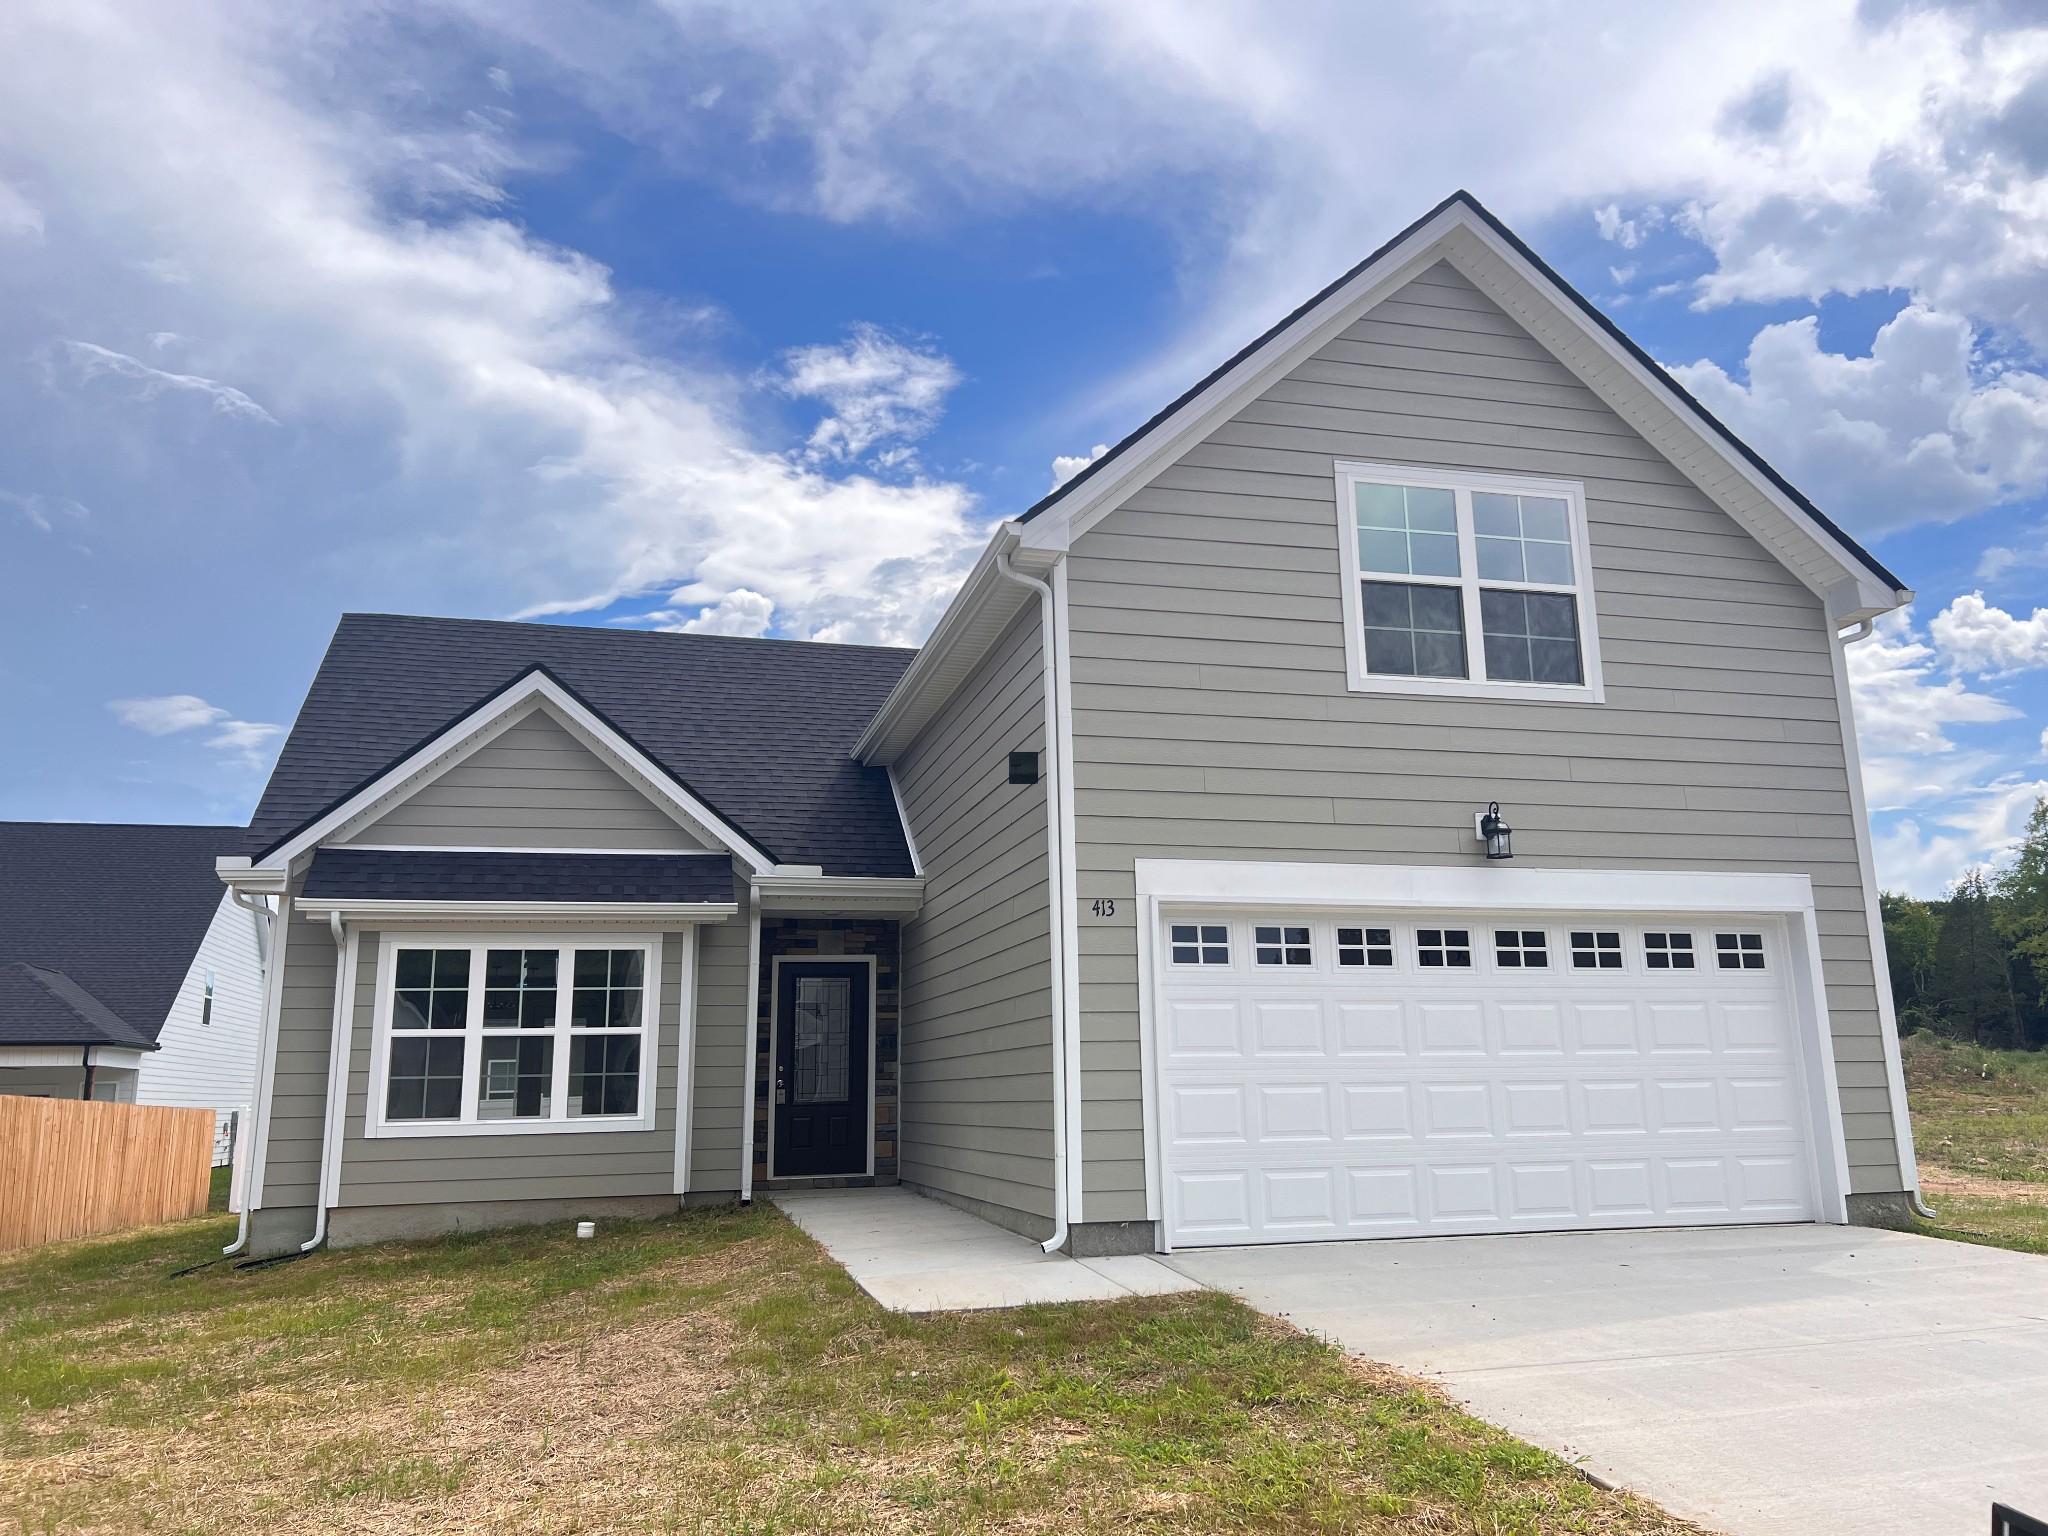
[1167,1225,2048,1536]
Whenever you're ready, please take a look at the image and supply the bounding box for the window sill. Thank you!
[362,1114,657,1140]
[1344,671,1605,704]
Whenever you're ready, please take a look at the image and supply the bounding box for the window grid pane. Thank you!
[484,948,559,1029]
[1472,492,1574,586]
[568,1034,641,1117]
[1356,482,1461,578]
[1644,932,1696,970]
[1494,929,1549,969]
[1716,933,1767,970]
[1254,925,1312,966]
[571,948,646,1029]
[1417,928,1472,968]
[386,1036,464,1121]
[394,948,470,1030]
[1362,580,1468,679]
[1571,931,1624,970]
[478,1036,553,1119]
[1169,923,1230,965]
[1479,589,1583,685]
[1337,926,1394,967]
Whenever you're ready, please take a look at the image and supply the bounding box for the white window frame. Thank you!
[1333,460,1605,703]
[364,930,661,1139]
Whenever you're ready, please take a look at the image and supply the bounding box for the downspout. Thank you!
[1831,615,1938,1221]
[80,1046,95,1102]
[995,544,1075,1255]
[223,888,287,1257]
[300,911,353,1253]
[738,879,763,1203]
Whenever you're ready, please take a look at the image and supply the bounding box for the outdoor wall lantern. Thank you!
[1475,802,1514,860]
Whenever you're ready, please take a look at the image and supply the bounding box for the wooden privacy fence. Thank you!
[0,1097,214,1252]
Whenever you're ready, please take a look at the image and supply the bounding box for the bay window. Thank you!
[370,933,658,1137]
[1336,461,1603,701]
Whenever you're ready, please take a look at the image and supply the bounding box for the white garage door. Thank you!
[1155,911,1818,1247]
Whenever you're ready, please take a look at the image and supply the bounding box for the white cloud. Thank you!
[1874,778,2048,896]
[1050,443,1108,490]
[61,341,278,425]
[109,694,229,735]
[1928,591,2048,675]
[1847,610,2018,771]
[775,323,961,466]
[1670,305,2048,533]
[1,489,86,533]
[108,693,282,765]
[668,587,774,636]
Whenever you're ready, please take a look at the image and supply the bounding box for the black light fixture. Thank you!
[1476,802,1513,860]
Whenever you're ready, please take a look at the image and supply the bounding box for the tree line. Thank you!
[1882,796,2048,1050]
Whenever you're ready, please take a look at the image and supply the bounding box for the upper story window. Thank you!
[1335,462,1604,703]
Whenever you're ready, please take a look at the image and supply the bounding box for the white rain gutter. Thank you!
[300,911,355,1252]
[994,544,1079,1254]
[1831,618,1937,1221]
[738,880,763,1203]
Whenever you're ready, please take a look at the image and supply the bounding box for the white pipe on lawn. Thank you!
[995,544,1074,1256]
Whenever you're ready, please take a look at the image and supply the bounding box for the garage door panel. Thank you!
[1254,1001,1324,1056]
[1341,1082,1413,1138]
[1256,1083,1331,1142]
[1419,1002,1485,1054]
[1337,1002,1406,1055]
[1157,910,1818,1247]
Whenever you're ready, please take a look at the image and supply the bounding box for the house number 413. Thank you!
[1089,898,1117,918]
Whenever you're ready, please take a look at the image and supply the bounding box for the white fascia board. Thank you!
[290,898,739,926]
[257,671,774,874]
[1013,200,1906,623]
[217,857,288,896]
[88,1047,149,1069]
[854,522,1049,765]
[0,1045,127,1067]
[1134,859,1818,915]
[754,876,925,915]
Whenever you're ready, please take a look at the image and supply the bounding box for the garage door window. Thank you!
[1255,926,1312,966]
[1493,930,1549,968]
[1337,927,1394,967]
[1416,928,1472,967]
[1170,924,1230,965]
[1644,932,1696,969]
[1571,930,1623,969]
[1717,932,1767,970]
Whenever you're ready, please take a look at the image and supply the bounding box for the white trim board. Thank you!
[1129,859,1853,1235]
[253,675,775,874]
[764,954,879,1182]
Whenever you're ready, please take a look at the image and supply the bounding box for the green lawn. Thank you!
[0,1204,1698,1535]
[1904,1033,2048,1256]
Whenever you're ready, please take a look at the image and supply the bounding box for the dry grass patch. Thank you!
[1903,1034,2048,1256]
[2,1203,1704,1534]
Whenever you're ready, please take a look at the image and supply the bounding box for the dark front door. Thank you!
[773,962,870,1177]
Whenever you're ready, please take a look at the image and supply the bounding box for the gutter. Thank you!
[994,543,1081,1255]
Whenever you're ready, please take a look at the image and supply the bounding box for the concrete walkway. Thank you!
[772,1187,1199,1313]
[1167,1224,2048,1536]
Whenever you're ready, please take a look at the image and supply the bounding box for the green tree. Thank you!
[1934,869,2022,1047]
[1879,890,1941,1031]
[1991,794,2048,1046]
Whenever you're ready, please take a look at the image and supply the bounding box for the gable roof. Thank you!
[0,821,238,1047]
[1018,189,1908,601]
[246,615,919,879]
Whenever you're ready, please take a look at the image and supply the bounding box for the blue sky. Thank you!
[1,0,2045,895]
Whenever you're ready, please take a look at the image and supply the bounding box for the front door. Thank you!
[773,962,871,1177]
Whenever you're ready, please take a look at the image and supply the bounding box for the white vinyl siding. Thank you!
[1063,260,1899,1224]
[133,890,265,1137]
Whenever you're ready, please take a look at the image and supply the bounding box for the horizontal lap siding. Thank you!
[336,930,687,1206]
[346,709,704,849]
[1064,260,1901,1221]
[895,609,1056,1227]
[690,915,750,1191]
[258,899,332,1208]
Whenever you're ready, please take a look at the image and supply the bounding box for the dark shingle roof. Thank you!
[302,849,737,905]
[0,964,160,1049]
[0,821,238,1046]
[246,615,919,878]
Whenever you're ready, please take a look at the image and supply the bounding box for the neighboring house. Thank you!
[1,823,264,1147]
[223,192,1921,1260]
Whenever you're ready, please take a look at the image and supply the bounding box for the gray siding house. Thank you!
[224,193,1920,1259]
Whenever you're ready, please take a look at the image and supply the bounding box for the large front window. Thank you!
[1337,462,1602,700]
[373,934,657,1135]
